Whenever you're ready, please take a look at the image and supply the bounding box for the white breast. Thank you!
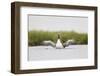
[56,39,63,49]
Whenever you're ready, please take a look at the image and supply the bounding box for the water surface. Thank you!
[28,45,88,61]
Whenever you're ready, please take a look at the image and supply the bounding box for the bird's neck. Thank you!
[58,34,60,39]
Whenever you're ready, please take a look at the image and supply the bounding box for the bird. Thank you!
[42,34,75,49]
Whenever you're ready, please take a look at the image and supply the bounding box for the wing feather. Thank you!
[63,39,75,48]
[42,40,55,47]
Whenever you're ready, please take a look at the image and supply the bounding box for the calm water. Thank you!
[28,45,88,61]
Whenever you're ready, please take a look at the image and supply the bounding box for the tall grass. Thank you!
[28,30,88,46]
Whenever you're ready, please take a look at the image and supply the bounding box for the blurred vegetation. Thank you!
[28,30,88,46]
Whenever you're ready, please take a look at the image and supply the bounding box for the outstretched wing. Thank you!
[42,40,56,47]
[63,41,69,48]
[63,39,75,48]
